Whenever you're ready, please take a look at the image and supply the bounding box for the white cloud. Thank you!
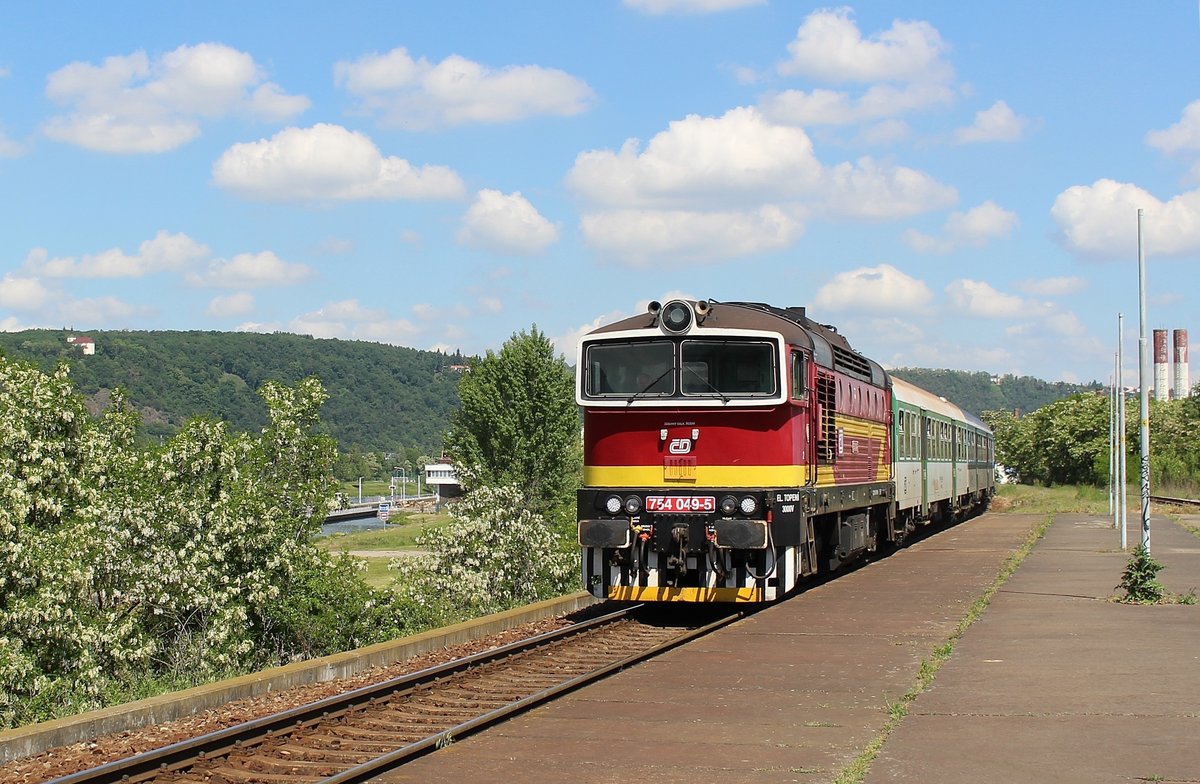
[904,201,1018,252]
[1015,276,1087,297]
[42,43,308,153]
[234,320,277,334]
[0,316,31,331]
[1042,311,1088,338]
[568,107,823,208]
[66,295,153,323]
[212,123,466,202]
[1050,178,1200,258]
[623,0,765,13]
[0,273,52,311]
[860,317,926,350]
[457,190,559,255]
[778,8,952,84]
[858,119,913,145]
[1145,99,1200,155]
[813,264,933,313]
[954,100,1029,143]
[568,106,954,263]
[823,157,957,219]
[580,206,802,265]
[313,237,355,255]
[945,279,1025,318]
[762,83,955,127]
[189,251,315,288]
[207,292,255,317]
[0,127,23,157]
[411,303,440,321]
[334,47,593,130]
[894,341,1017,375]
[25,230,209,278]
[289,299,420,345]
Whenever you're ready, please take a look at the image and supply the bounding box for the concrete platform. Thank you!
[865,513,1200,784]
[378,513,1044,783]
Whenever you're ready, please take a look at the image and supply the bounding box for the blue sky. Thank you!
[2,1,1198,384]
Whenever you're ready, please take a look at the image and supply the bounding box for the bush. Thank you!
[0,359,409,727]
[389,484,577,625]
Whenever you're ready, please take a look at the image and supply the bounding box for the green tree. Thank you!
[443,327,582,526]
[985,393,1111,486]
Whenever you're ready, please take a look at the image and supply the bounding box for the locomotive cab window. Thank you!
[583,337,779,400]
[682,340,777,397]
[584,340,674,397]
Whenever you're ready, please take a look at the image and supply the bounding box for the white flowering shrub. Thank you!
[389,483,577,623]
[0,361,405,727]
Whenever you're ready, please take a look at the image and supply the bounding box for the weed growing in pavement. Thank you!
[1109,539,1199,604]
[831,513,1055,784]
[1117,545,1165,603]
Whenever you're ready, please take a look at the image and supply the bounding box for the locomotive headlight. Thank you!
[604,495,623,515]
[719,495,739,516]
[624,495,643,515]
[660,300,693,333]
[739,495,759,516]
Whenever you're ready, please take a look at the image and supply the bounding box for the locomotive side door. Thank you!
[791,349,816,484]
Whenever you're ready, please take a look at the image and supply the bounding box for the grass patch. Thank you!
[320,511,454,551]
[341,479,420,499]
[831,512,1055,784]
[320,511,454,590]
[357,558,399,590]
[992,483,1111,516]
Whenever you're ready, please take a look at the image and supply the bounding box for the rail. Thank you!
[46,605,741,784]
[1149,494,1200,508]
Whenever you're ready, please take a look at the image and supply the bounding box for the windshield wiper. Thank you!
[683,366,730,404]
[626,366,676,404]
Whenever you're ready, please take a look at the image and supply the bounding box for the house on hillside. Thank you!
[66,335,95,355]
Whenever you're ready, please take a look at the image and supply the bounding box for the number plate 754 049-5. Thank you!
[645,496,715,513]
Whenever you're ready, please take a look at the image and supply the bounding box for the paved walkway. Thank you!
[866,512,1200,784]
[381,512,1044,784]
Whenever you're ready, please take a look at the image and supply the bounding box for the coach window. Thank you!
[791,351,808,400]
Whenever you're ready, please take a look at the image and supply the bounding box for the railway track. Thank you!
[46,605,741,784]
[1149,494,1200,508]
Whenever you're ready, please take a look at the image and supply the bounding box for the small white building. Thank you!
[424,462,462,499]
[67,335,95,355]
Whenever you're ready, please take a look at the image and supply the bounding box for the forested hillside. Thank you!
[888,367,1102,418]
[0,330,1100,459]
[0,329,465,455]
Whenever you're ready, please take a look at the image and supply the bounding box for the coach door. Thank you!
[920,414,930,516]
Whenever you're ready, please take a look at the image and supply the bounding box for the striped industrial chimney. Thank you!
[1174,329,1189,399]
[1153,328,1169,401]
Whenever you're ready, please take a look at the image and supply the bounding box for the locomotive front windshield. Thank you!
[585,339,778,399]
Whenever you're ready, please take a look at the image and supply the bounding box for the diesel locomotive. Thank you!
[576,298,994,602]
